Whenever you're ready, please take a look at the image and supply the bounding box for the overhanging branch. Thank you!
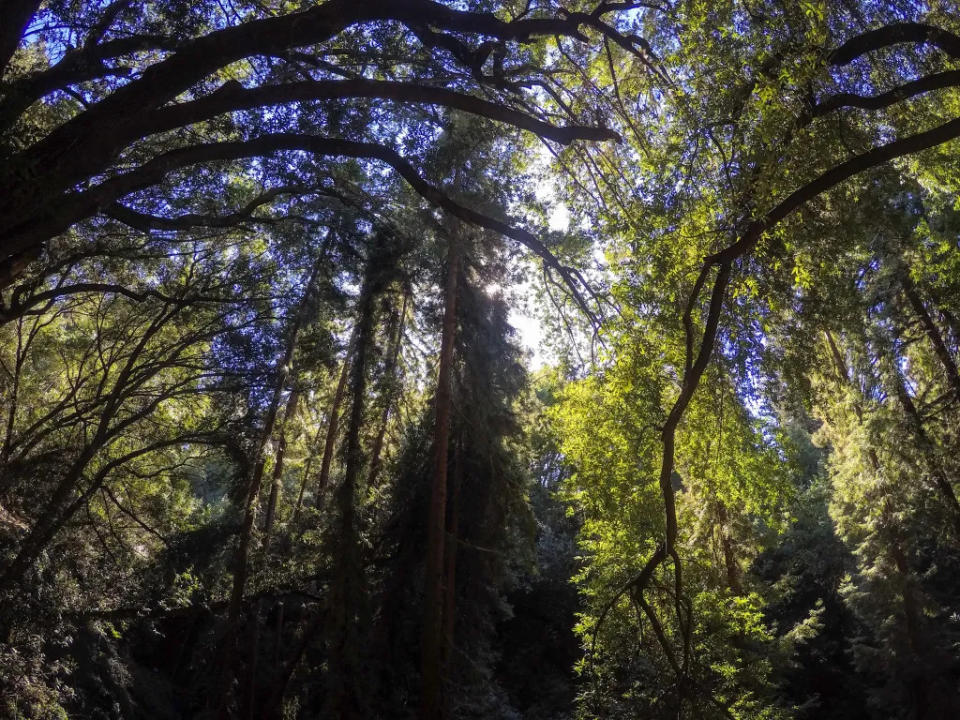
[829,22,960,66]
[145,78,620,146]
[45,134,599,319]
[811,70,960,118]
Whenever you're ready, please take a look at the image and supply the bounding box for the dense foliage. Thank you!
[2,1,960,719]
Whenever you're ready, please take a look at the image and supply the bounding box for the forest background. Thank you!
[2,1,960,719]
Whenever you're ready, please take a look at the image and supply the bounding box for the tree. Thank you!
[0,0,630,302]
[545,2,960,714]
[5,3,960,719]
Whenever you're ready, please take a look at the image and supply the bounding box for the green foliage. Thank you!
[3,1,960,718]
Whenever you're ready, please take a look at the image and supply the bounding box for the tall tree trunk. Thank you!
[244,386,300,720]
[323,254,385,719]
[0,317,29,471]
[216,258,321,718]
[421,238,460,720]
[226,288,313,628]
[443,438,461,666]
[315,340,353,503]
[263,388,299,550]
[715,503,742,594]
[902,275,960,402]
[367,291,408,488]
[290,422,325,527]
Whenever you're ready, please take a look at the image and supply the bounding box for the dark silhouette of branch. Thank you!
[811,70,960,118]
[9,134,599,320]
[829,22,960,66]
[144,79,620,147]
[0,282,238,324]
[104,185,310,232]
[620,102,960,714]
[0,0,41,78]
[708,113,960,265]
[0,35,179,129]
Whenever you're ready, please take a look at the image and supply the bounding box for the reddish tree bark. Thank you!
[421,238,461,720]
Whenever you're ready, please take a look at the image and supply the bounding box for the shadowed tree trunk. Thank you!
[367,290,408,489]
[421,237,461,720]
[263,387,300,551]
[324,241,398,718]
[216,258,321,718]
[244,385,300,720]
[290,421,326,527]
[443,437,462,669]
[315,339,354,503]
[716,503,742,594]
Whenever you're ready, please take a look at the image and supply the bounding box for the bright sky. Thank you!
[507,202,570,369]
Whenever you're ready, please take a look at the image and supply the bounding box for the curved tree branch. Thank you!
[829,22,960,66]
[104,185,310,232]
[9,0,630,185]
[708,113,960,265]
[0,0,41,79]
[811,69,960,118]
[0,0,639,299]
[623,107,960,710]
[8,134,598,318]
[0,283,236,325]
[143,78,620,146]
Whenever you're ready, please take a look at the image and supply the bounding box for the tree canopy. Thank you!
[2,1,960,719]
